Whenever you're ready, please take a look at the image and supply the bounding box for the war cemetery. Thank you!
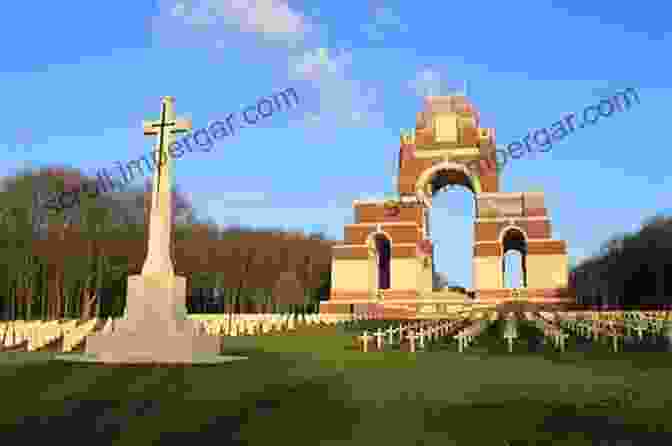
[2,93,671,444]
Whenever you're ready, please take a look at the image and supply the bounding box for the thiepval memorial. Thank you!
[321,95,572,318]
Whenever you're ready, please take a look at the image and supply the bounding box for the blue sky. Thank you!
[1,1,670,288]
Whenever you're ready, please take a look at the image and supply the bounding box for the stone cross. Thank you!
[143,99,192,208]
[141,97,191,278]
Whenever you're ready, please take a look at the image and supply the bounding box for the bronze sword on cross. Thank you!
[143,97,191,208]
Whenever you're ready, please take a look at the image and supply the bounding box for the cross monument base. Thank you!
[84,274,223,364]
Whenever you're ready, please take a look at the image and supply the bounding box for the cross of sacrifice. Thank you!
[359,331,372,352]
[142,97,192,207]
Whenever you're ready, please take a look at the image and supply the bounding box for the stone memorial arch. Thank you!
[321,95,573,317]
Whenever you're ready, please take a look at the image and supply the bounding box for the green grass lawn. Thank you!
[2,320,672,445]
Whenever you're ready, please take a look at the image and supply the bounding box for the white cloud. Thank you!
[8,127,36,153]
[361,7,409,42]
[214,192,267,202]
[157,0,313,47]
[361,23,385,41]
[288,48,384,128]
[408,68,470,98]
[154,2,385,128]
[408,68,443,97]
[171,2,187,17]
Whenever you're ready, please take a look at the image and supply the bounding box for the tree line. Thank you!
[3,165,668,320]
[0,167,333,320]
[569,214,672,308]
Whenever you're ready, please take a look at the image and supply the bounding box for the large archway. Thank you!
[416,163,478,291]
[501,226,528,288]
[415,161,482,208]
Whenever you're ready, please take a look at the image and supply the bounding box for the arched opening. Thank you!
[501,227,527,288]
[422,166,477,290]
[373,233,391,290]
[416,161,481,207]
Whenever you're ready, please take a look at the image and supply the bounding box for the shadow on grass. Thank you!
[0,371,363,445]
[418,398,672,445]
[3,325,672,445]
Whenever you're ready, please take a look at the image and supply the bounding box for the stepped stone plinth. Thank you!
[84,275,223,364]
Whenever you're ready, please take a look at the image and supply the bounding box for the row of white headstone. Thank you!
[0,313,371,352]
[190,313,360,325]
[0,319,98,352]
[198,313,361,336]
[99,313,364,338]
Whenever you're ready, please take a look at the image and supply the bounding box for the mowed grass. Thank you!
[2,320,672,445]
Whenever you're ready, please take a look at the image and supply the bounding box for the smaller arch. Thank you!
[366,229,393,250]
[500,226,528,289]
[367,231,392,290]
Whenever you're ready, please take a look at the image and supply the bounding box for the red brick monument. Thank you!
[321,95,573,318]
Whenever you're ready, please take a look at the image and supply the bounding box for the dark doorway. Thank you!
[375,234,391,290]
